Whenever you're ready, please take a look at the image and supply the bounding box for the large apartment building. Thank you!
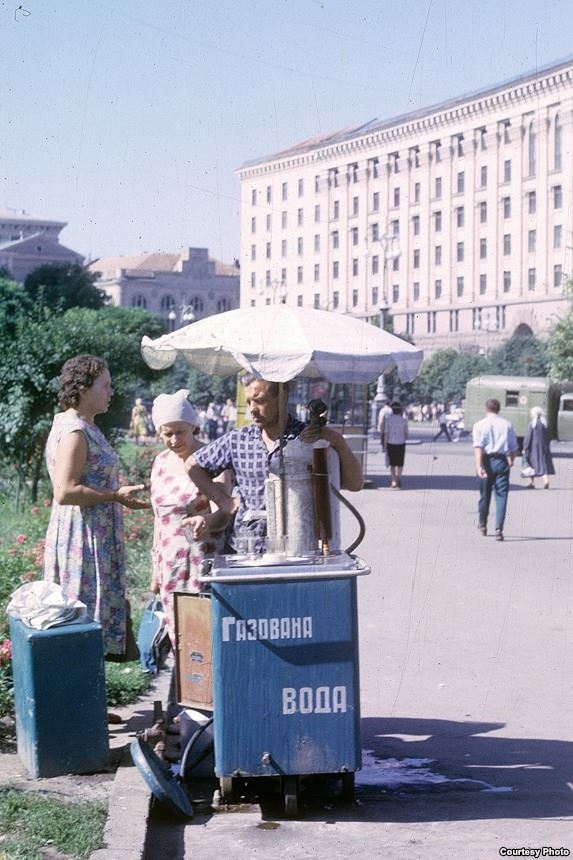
[237,56,573,354]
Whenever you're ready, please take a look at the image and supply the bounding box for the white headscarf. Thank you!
[530,406,547,427]
[151,389,199,430]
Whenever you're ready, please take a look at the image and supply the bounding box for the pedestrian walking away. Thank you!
[522,406,555,489]
[383,401,408,489]
[472,398,518,541]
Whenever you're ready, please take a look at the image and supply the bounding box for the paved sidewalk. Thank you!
[7,432,572,859]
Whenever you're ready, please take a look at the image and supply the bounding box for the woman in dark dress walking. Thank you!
[522,406,555,489]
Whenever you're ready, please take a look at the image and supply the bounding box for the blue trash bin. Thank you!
[9,617,110,778]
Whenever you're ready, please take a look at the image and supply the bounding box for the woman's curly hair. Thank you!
[57,354,108,410]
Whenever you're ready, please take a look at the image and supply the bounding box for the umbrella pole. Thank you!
[278,382,287,547]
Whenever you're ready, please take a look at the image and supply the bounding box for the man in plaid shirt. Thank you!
[186,376,363,553]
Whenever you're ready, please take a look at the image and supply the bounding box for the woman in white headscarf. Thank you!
[149,390,230,644]
[522,406,555,489]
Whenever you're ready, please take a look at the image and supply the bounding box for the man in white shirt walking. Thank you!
[472,398,519,541]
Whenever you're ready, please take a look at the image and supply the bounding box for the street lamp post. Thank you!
[168,304,196,331]
[474,308,498,355]
[379,231,401,329]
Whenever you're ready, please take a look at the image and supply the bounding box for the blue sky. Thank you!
[2,0,573,264]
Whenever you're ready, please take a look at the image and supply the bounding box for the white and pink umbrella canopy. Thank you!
[141,305,423,384]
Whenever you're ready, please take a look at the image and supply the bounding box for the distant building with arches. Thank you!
[89,246,239,329]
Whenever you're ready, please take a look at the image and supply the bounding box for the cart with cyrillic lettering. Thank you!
[203,552,369,816]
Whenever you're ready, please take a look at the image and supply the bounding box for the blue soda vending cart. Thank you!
[204,552,369,815]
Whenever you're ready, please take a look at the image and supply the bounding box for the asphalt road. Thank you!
[144,431,573,859]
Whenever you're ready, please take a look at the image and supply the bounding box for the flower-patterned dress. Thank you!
[150,448,225,645]
[43,411,127,656]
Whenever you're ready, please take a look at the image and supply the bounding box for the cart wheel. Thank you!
[283,776,298,817]
[340,771,355,801]
[220,777,235,800]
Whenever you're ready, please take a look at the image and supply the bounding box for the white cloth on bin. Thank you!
[7,581,89,630]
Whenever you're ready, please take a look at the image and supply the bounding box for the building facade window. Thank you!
[528,229,536,253]
[503,234,511,255]
[503,160,511,182]
[435,279,442,299]
[297,266,303,284]
[554,224,562,248]
[333,261,339,279]
[314,204,320,223]
[372,255,379,274]
[414,182,421,203]
[251,217,256,234]
[503,197,511,218]
[456,206,465,228]
[281,182,288,201]
[554,185,563,208]
[480,238,487,259]
[298,178,304,196]
[528,267,536,291]
[297,208,303,226]
[332,290,339,308]
[457,171,465,193]
[413,249,420,268]
[457,241,464,262]
[413,282,420,301]
[479,201,487,223]
[352,289,359,307]
[435,245,442,265]
[554,113,562,171]
[333,200,340,219]
[435,177,442,199]
[314,264,320,282]
[332,230,339,249]
[528,122,537,177]
[457,276,464,297]
[480,165,487,188]
[314,234,320,252]
[503,271,511,292]
[392,284,399,303]
[393,187,400,207]
[527,191,536,214]
[352,258,359,276]
[434,211,442,231]
[479,273,487,295]
[413,215,420,235]
[554,264,563,288]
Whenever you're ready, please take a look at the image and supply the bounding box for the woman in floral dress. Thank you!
[43,355,150,656]
[150,390,230,646]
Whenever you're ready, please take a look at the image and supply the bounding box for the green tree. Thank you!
[24,262,108,312]
[487,333,549,377]
[0,305,164,501]
[0,276,33,336]
[441,352,489,402]
[148,356,237,407]
[410,348,459,403]
[548,282,573,381]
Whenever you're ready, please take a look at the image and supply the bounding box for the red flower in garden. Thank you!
[0,639,12,666]
[15,534,27,545]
